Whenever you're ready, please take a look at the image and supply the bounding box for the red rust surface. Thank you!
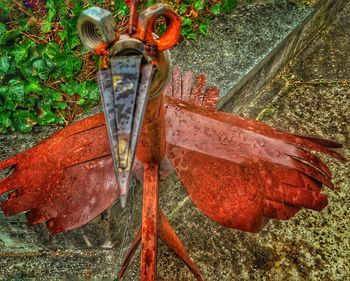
[164,69,219,111]
[136,94,167,164]
[127,0,143,34]
[94,42,109,69]
[118,209,203,280]
[164,70,343,232]
[118,229,142,279]
[172,65,182,100]
[190,74,207,107]
[0,66,344,279]
[0,114,117,234]
[158,210,203,280]
[137,3,181,52]
[141,163,159,281]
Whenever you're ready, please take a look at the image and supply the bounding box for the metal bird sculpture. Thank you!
[0,1,345,280]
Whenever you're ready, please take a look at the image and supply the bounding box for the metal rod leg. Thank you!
[158,210,204,281]
[118,228,142,279]
[141,163,159,281]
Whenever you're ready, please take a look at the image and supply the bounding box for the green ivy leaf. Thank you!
[65,35,80,51]
[210,4,221,15]
[182,17,193,26]
[25,79,42,93]
[55,56,82,78]
[114,0,129,16]
[12,44,29,63]
[0,2,12,18]
[0,56,10,74]
[0,112,11,128]
[84,80,99,102]
[58,31,68,41]
[222,0,237,14]
[199,22,208,35]
[13,111,37,132]
[61,81,83,96]
[44,42,61,59]
[52,101,67,110]
[33,59,51,80]
[7,80,25,104]
[0,23,7,44]
[194,0,207,11]
[146,0,155,7]
[39,105,57,124]
[179,4,187,14]
[77,98,85,105]
[42,0,56,33]
[1,30,22,44]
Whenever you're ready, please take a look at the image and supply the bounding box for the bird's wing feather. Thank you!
[0,66,343,234]
[0,114,118,234]
[164,68,343,233]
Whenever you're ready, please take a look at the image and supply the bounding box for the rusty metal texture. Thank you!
[164,68,344,232]
[158,210,203,280]
[0,66,344,278]
[141,163,159,281]
[137,3,182,52]
[0,114,117,234]
[118,209,203,281]
[0,1,345,280]
[136,94,167,164]
[0,67,343,234]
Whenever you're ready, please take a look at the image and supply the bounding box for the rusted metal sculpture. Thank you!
[0,1,345,280]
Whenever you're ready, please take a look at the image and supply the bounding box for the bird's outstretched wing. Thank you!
[0,114,118,234]
[0,66,344,234]
[164,67,344,232]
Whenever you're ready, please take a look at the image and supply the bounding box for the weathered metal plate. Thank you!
[0,115,118,234]
[165,96,342,232]
[100,56,154,206]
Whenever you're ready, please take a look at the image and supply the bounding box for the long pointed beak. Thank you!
[98,55,155,207]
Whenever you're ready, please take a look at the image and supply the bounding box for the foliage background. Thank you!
[0,0,237,133]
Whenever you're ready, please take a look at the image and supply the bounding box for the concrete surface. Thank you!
[172,0,313,108]
[172,0,347,110]
[1,0,349,280]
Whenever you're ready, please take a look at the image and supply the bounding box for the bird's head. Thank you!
[76,3,181,206]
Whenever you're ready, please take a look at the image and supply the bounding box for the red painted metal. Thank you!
[118,229,141,279]
[136,94,166,164]
[0,68,343,279]
[0,114,117,234]
[118,209,203,280]
[164,69,343,232]
[158,210,203,280]
[137,3,182,52]
[128,0,142,34]
[141,163,159,281]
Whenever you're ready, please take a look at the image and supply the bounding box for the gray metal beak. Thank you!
[98,55,155,207]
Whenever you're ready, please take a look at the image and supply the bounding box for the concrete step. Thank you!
[171,0,347,115]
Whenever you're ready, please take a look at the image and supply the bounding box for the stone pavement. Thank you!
[0,0,349,280]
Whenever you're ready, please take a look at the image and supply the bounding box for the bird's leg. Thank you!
[158,210,203,281]
[132,157,174,185]
[118,210,203,280]
[140,162,159,281]
[118,228,142,279]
